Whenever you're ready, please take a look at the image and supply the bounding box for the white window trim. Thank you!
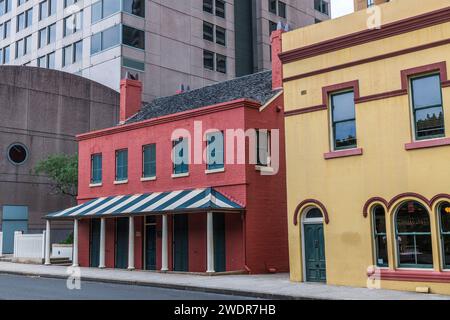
[89,183,102,188]
[171,172,189,179]
[205,167,225,174]
[141,176,156,182]
[114,179,128,185]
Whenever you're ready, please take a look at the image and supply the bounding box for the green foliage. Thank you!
[60,232,73,245]
[35,154,78,199]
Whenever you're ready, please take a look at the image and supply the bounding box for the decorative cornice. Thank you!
[283,38,450,83]
[279,7,450,64]
[77,99,261,141]
[293,199,330,225]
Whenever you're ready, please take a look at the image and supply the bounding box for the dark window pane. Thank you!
[375,235,388,266]
[122,25,145,49]
[396,202,430,233]
[306,208,322,219]
[215,0,225,18]
[415,106,444,139]
[207,132,224,170]
[332,91,355,122]
[91,32,101,54]
[374,206,386,234]
[216,54,226,73]
[415,235,433,265]
[91,154,102,183]
[203,50,214,70]
[334,120,356,149]
[173,138,189,174]
[441,203,450,233]
[123,0,144,17]
[412,74,442,109]
[215,26,226,45]
[143,144,156,177]
[397,234,417,265]
[268,0,277,14]
[203,22,213,42]
[278,1,286,18]
[116,150,128,180]
[203,0,213,13]
[269,21,277,34]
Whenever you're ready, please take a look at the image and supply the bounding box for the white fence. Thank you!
[13,231,46,260]
[0,231,3,257]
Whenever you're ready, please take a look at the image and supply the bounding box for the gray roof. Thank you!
[126,70,278,123]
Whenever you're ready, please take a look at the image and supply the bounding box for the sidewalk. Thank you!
[0,261,448,300]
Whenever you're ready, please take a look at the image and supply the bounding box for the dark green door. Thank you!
[304,224,326,282]
[173,215,188,272]
[214,213,226,272]
[115,218,129,269]
[90,219,101,267]
[145,224,157,270]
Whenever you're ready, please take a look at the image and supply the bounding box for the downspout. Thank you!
[242,212,251,274]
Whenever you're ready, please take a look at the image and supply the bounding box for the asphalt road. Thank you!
[0,273,255,300]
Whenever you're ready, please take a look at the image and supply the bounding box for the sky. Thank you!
[330,0,355,18]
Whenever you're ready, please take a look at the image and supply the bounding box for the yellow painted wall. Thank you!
[283,0,450,295]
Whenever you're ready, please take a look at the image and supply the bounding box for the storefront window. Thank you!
[439,202,450,269]
[373,206,388,267]
[395,201,433,268]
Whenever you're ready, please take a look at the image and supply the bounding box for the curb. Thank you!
[0,270,320,300]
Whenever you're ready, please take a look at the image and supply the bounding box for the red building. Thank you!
[46,31,288,274]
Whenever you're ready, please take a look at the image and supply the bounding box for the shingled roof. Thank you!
[126,70,278,123]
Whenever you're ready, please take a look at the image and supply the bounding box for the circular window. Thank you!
[7,143,28,165]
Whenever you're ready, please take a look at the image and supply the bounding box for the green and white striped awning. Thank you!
[46,188,244,220]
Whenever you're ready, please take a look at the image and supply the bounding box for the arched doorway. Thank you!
[302,207,326,282]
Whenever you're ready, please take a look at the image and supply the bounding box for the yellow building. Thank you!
[281,0,450,294]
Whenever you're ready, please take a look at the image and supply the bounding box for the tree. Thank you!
[35,154,78,199]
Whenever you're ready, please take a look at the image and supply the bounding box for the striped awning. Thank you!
[46,188,244,219]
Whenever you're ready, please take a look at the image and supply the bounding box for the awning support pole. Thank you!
[72,219,79,267]
[207,211,215,273]
[128,216,135,270]
[99,218,106,268]
[161,214,168,272]
[44,220,51,265]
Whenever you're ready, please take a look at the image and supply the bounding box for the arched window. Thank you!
[305,208,323,220]
[395,201,433,268]
[439,202,450,269]
[372,205,388,267]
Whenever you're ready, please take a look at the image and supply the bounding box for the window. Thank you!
[372,206,388,267]
[172,137,189,175]
[330,91,357,150]
[269,21,277,35]
[439,202,450,269]
[24,35,31,55]
[256,129,271,166]
[39,0,55,20]
[3,45,9,63]
[216,54,226,73]
[278,1,286,18]
[0,0,11,15]
[17,12,25,32]
[64,11,83,36]
[122,57,145,71]
[142,144,156,178]
[7,143,28,165]
[38,27,47,48]
[122,25,145,50]
[38,23,56,48]
[123,0,145,18]
[62,45,71,67]
[90,154,102,184]
[64,0,78,8]
[367,0,375,7]
[268,0,276,14]
[410,74,445,140]
[203,0,212,13]
[203,0,225,18]
[48,23,56,43]
[203,22,214,42]
[314,0,329,15]
[15,39,24,58]
[17,0,28,6]
[37,55,46,67]
[215,26,226,46]
[38,52,55,68]
[206,132,224,170]
[90,24,120,54]
[73,40,82,63]
[115,149,128,181]
[26,8,33,28]
[3,20,10,39]
[395,201,433,268]
[91,0,120,23]
[269,0,286,18]
[203,50,214,71]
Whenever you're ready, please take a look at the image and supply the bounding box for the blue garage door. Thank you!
[2,206,28,254]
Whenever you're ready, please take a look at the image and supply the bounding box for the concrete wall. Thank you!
[282,0,450,294]
[0,66,119,242]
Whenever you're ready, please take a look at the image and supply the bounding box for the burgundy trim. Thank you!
[324,148,363,160]
[283,38,450,83]
[367,269,450,284]
[405,137,450,151]
[430,194,450,208]
[401,61,448,90]
[322,80,360,104]
[279,7,450,64]
[293,199,330,226]
[442,80,450,87]
[355,89,407,104]
[387,192,431,209]
[362,197,388,218]
[284,104,326,117]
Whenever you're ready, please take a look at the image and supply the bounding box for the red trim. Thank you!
[400,61,448,90]
[367,269,450,283]
[279,7,450,64]
[323,148,363,160]
[284,104,326,117]
[283,38,450,83]
[322,80,360,104]
[430,194,450,207]
[293,199,330,226]
[355,89,407,104]
[387,192,431,209]
[442,80,450,88]
[362,197,388,218]
[77,99,261,141]
[405,137,450,151]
